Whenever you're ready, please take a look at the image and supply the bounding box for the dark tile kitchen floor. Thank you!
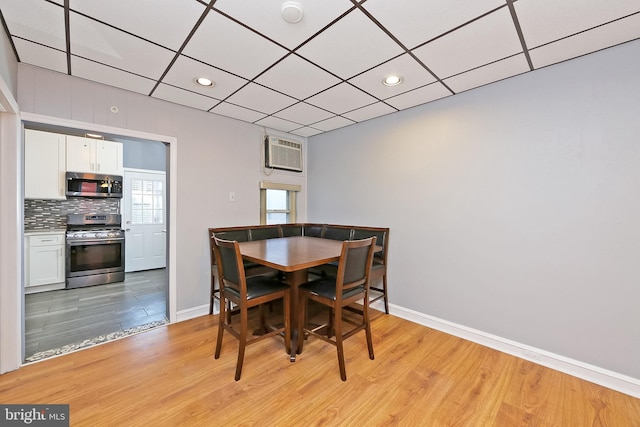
[25,268,168,361]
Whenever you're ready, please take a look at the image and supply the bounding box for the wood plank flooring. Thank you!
[2,309,639,426]
[24,269,167,359]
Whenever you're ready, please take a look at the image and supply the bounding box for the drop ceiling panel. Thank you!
[255,54,342,100]
[312,116,356,132]
[306,83,378,115]
[275,102,334,125]
[162,55,248,100]
[210,102,267,123]
[444,54,530,94]
[255,115,301,133]
[225,82,297,115]
[13,39,67,74]
[296,9,404,79]
[183,10,288,80]
[342,101,396,123]
[2,0,639,136]
[69,0,206,51]
[385,82,452,111]
[412,7,523,80]
[70,56,157,95]
[152,84,219,111]
[214,0,354,50]
[362,0,506,49]
[515,0,640,49]
[69,13,175,80]
[2,0,66,50]
[348,53,436,100]
[529,13,640,69]
[291,127,324,137]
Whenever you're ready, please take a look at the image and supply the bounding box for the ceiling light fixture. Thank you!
[281,1,304,24]
[195,77,214,87]
[382,75,403,87]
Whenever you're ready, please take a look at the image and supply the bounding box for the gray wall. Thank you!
[15,64,307,312]
[117,138,167,171]
[308,39,640,380]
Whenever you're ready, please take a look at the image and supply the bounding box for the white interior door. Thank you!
[123,170,167,272]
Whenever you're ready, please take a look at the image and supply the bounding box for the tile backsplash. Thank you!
[24,199,120,230]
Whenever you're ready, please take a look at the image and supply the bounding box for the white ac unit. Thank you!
[264,135,303,172]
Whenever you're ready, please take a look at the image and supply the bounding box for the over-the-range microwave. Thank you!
[65,172,123,198]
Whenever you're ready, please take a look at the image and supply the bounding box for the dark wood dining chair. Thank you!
[297,237,377,381]
[213,237,291,381]
[353,227,389,314]
[208,227,276,316]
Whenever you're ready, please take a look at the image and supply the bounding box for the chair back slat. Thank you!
[352,228,387,262]
[336,237,376,295]
[249,226,280,240]
[213,237,246,296]
[279,224,303,237]
[324,225,353,241]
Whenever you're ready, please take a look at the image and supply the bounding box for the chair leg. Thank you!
[364,301,375,360]
[334,308,347,381]
[235,307,249,381]
[327,308,334,338]
[214,296,226,359]
[382,274,389,314]
[259,304,267,333]
[209,275,216,315]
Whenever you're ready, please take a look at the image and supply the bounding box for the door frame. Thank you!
[17,112,178,364]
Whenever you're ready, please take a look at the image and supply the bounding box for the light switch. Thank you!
[229,191,236,202]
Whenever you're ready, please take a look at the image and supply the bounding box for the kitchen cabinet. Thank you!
[24,232,66,293]
[24,129,67,200]
[66,136,124,176]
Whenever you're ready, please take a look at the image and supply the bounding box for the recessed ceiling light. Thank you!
[281,1,303,24]
[195,77,214,87]
[382,75,403,87]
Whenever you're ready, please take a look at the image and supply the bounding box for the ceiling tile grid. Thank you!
[1,0,639,137]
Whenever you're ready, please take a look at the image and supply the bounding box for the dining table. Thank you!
[238,236,345,361]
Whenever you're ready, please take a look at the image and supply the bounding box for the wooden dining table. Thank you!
[238,236,344,361]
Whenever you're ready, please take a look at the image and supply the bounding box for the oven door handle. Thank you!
[67,238,125,245]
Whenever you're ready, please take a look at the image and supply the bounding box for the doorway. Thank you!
[19,118,176,363]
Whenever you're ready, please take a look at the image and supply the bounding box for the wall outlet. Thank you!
[229,191,236,202]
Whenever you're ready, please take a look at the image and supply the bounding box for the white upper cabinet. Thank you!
[66,136,124,176]
[24,129,67,200]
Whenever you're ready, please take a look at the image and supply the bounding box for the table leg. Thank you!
[284,269,307,362]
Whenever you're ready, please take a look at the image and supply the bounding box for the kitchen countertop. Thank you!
[24,229,66,235]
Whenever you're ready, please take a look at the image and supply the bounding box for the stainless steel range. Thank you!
[66,213,125,289]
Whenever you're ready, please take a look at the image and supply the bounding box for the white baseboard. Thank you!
[176,304,210,322]
[388,303,640,399]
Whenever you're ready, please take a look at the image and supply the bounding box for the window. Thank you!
[131,178,164,225]
[260,181,300,225]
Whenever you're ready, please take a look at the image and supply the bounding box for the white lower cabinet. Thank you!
[25,232,66,293]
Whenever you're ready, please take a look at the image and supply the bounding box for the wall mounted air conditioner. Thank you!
[264,135,303,172]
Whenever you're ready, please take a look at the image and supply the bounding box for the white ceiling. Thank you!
[1,0,639,137]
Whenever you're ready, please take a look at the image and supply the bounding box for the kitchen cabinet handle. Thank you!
[39,238,55,242]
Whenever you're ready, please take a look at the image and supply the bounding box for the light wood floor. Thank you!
[1,310,639,426]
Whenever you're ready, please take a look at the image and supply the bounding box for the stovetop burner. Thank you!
[66,213,124,240]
